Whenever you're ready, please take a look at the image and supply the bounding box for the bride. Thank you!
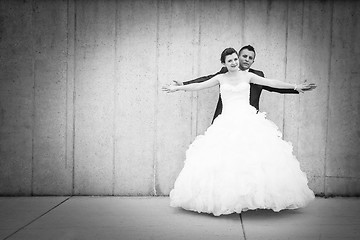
[162,47,315,216]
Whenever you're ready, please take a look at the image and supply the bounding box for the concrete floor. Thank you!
[0,197,359,240]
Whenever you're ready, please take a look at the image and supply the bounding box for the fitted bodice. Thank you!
[220,81,251,113]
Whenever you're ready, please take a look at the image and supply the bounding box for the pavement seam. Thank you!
[2,196,72,240]
[239,213,247,240]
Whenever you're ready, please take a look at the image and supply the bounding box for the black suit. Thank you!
[183,67,298,123]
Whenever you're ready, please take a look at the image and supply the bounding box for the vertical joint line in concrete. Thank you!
[112,0,118,196]
[153,0,161,196]
[324,0,334,196]
[194,0,201,138]
[296,0,305,163]
[241,0,245,45]
[72,0,77,196]
[282,0,290,137]
[191,0,200,139]
[65,0,70,170]
[239,214,247,240]
[2,197,72,240]
[31,0,36,196]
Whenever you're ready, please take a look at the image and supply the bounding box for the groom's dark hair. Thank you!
[239,45,256,58]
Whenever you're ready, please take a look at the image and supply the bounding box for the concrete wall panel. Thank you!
[156,0,198,195]
[244,0,287,130]
[196,0,244,135]
[284,0,325,193]
[325,0,360,195]
[0,0,359,196]
[32,0,72,195]
[326,177,360,197]
[297,0,332,184]
[283,0,303,158]
[0,0,33,195]
[74,0,116,194]
[114,0,157,195]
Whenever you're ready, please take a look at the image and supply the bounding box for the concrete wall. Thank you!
[0,0,359,196]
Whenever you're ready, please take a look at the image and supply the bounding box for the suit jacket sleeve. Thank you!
[256,70,298,94]
[183,67,228,85]
[262,86,299,94]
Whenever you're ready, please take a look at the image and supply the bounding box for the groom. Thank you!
[173,45,316,123]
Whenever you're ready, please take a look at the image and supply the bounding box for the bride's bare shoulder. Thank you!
[214,73,227,83]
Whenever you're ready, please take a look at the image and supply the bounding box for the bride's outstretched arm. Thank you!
[162,76,220,93]
[249,73,315,92]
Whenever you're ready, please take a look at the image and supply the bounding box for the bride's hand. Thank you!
[162,84,178,93]
[296,80,317,93]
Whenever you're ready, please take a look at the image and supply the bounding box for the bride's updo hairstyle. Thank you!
[220,48,238,63]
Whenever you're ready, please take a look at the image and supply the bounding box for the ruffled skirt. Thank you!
[170,103,315,216]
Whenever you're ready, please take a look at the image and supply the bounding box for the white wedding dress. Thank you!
[170,76,315,216]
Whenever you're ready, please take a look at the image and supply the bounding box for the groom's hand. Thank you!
[172,80,183,86]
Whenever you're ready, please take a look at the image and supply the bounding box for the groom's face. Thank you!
[238,49,255,71]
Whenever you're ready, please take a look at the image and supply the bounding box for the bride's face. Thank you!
[223,53,239,72]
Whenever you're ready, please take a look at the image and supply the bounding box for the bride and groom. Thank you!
[162,46,316,216]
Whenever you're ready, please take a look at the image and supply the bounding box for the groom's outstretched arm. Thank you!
[183,67,228,85]
[262,86,299,94]
[255,70,298,94]
[263,81,317,93]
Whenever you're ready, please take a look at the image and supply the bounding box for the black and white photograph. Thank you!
[0,0,359,239]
